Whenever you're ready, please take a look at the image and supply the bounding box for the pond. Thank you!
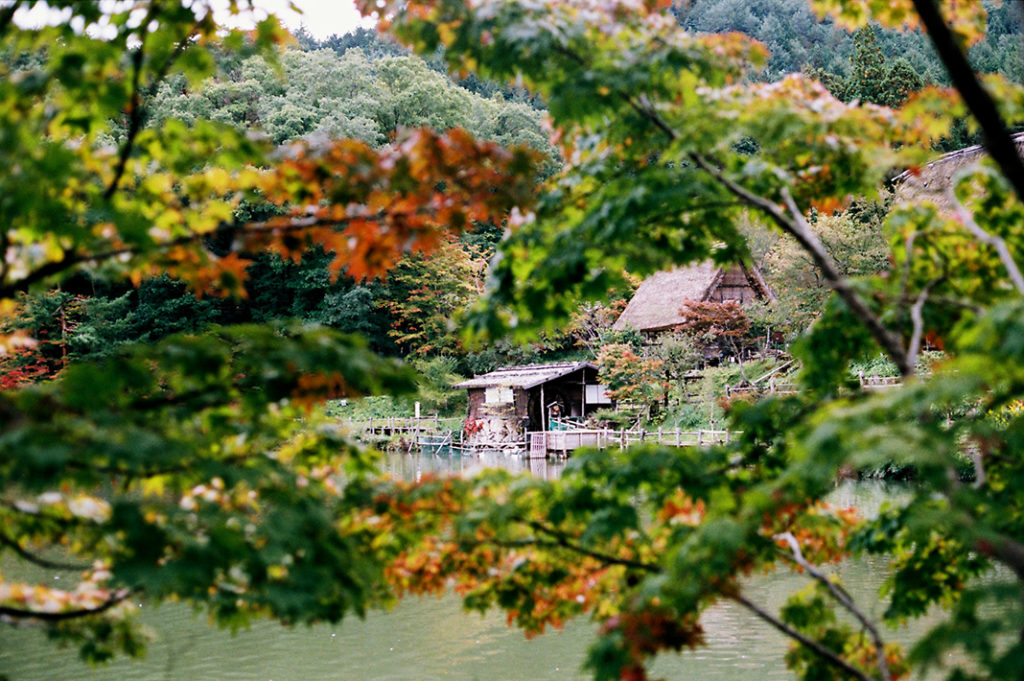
[0,453,946,681]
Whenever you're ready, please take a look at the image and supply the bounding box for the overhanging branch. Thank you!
[731,592,876,681]
[776,532,892,681]
[0,588,135,622]
[910,0,1024,205]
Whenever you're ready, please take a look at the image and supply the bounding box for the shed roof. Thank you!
[453,362,597,390]
[612,261,772,332]
[893,132,1024,210]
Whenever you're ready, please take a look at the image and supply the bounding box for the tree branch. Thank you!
[776,532,892,681]
[0,1,21,36]
[104,39,147,201]
[910,0,1024,205]
[907,275,945,368]
[594,37,915,376]
[979,534,1024,583]
[950,191,1024,296]
[0,530,91,571]
[525,520,661,573]
[487,536,661,574]
[0,212,380,298]
[104,20,197,201]
[730,592,877,681]
[0,588,135,622]
[690,160,913,375]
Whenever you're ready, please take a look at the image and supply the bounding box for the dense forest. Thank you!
[676,0,1023,85]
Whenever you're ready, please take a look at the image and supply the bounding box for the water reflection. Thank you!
[0,456,960,681]
[378,449,566,482]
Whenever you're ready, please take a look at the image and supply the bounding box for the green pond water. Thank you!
[0,453,957,681]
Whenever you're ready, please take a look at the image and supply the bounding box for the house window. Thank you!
[586,384,612,404]
[485,386,513,404]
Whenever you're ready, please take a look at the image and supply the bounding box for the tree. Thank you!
[346,1,1024,681]
[845,26,888,102]
[0,0,538,660]
[379,236,489,356]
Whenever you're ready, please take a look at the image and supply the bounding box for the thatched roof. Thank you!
[454,362,597,390]
[893,132,1024,209]
[612,262,774,333]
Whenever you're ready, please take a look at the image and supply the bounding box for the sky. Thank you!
[232,0,375,39]
[10,0,375,40]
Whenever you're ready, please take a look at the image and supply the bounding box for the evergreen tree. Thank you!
[846,26,887,103]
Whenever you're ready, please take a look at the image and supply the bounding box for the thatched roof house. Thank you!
[893,132,1024,209]
[612,262,775,334]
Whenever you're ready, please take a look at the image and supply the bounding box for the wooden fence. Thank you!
[345,416,464,436]
[529,428,737,458]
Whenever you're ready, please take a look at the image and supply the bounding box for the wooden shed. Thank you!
[612,261,775,334]
[454,362,612,448]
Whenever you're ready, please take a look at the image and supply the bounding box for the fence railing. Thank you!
[529,428,737,456]
[344,416,464,435]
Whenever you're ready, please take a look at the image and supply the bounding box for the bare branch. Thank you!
[776,532,892,681]
[898,230,923,303]
[950,191,1024,297]
[908,276,945,368]
[910,0,1024,205]
[730,592,877,681]
[104,39,148,201]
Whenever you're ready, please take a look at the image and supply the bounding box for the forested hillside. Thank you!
[675,0,1023,84]
[0,36,557,384]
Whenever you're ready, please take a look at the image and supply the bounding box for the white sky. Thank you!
[230,0,375,39]
[10,0,375,40]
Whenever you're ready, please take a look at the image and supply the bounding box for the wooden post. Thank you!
[658,427,662,444]
[581,376,586,422]
[697,429,703,446]
[675,429,680,446]
[540,384,546,431]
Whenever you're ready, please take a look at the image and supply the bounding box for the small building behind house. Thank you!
[612,261,775,335]
[454,362,612,449]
